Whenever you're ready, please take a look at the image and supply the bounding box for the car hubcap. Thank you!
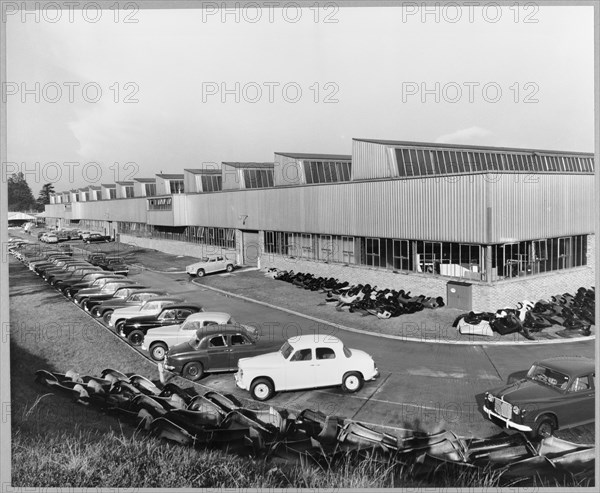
[188,366,198,377]
[255,384,269,398]
[346,376,359,390]
[152,347,166,360]
[130,333,142,345]
[540,423,553,438]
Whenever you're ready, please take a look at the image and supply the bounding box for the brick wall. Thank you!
[120,234,236,260]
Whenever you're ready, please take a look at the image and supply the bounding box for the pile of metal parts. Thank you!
[35,368,594,485]
[453,287,595,339]
[265,269,444,319]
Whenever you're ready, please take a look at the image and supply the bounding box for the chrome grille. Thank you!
[494,398,512,419]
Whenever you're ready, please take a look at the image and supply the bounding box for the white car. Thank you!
[142,312,253,361]
[235,334,379,401]
[186,255,236,277]
[44,233,59,244]
[109,296,185,331]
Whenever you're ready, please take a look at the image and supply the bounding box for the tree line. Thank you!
[7,172,55,212]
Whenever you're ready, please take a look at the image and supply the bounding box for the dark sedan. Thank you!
[46,265,102,285]
[74,278,138,308]
[120,303,204,346]
[483,356,595,438]
[61,273,126,297]
[84,233,112,244]
[86,285,150,316]
[163,325,279,381]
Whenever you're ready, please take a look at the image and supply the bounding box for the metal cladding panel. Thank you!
[221,164,242,190]
[183,171,198,193]
[44,203,66,219]
[488,174,594,242]
[273,153,303,187]
[352,140,395,181]
[183,176,488,242]
[76,197,148,223]
[147,210,175,226]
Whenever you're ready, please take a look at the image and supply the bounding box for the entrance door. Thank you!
[241,230,260,266]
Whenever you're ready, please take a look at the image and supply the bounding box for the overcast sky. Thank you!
[5,3,595,193]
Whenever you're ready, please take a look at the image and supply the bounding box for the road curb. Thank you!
[191,280,595,346]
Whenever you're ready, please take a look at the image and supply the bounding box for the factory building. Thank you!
[44,138,595,311]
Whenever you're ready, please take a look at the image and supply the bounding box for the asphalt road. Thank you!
[128,267,595,438]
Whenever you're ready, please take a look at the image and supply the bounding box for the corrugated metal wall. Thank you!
[44,174,593,244]
[352,140,396,180]
[221,164,242,190]
[273,153,304,187]
[487,174,594,242]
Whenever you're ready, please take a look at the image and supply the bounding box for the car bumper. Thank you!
[234,372,247,390]
[483,406,532,432]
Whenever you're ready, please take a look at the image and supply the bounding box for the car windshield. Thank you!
[527,364,570,390]
[115,289,130,298]
[189,335,202,350]
[280,341,294,359]
[343,345,352,357]
[101,283,120,293]
[199,257,210,262]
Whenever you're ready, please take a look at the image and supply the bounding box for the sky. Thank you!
[5,3,595,193]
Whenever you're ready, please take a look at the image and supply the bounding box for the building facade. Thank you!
[45,139,595,311]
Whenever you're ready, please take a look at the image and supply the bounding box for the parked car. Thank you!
[235,335,379,401]
[60,271,125,296]
[185,255,236,277]
[163,324,270,381]
[84,233,112,244]
[64,275,130,298]
[55,230,75,241]
[89,288,166,322]
[141,311,243,360]
[47,266,103,287]
[44,233,59,244]
[98,256,129,276]
[73,277,137,307]
[121,303,205,349]
[482,356,595,438]
[108,296,186,331]
[87,252,108,265]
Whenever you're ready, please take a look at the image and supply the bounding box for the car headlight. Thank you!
[512,405,520,415]
[486,393,495,403]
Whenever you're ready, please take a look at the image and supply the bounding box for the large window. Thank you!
[148,197,172,210]
[169,180,184,193]
[108,188,117,199]
[243,169,273,189]
[304,160,352,184]
[395,147,594,177]
[124,186,134,198]
[201,175,222,192]
[491,235,587,279]
[145,183,156,196]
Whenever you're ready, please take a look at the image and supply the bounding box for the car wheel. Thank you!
[79,298,89,309]
[82,300,91,312]
[115,320,126,333]
[196,268,205,277]
[532,415,556,439]
[250,378,275,401]
[64,288,72,298]
[102,310,113,324]
[182,362,204,381]
[149,342,168,361]
[341,372,364,393]
[226,264,234,273]
[127,330,144,346]
[90,306,101,317]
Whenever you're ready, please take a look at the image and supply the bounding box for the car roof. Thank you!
[183,311,229,321]
[287,334,343,346]
[536,357,595,375]
[160,303,204,312]
[142,296,185,304]
[195,323,253,337]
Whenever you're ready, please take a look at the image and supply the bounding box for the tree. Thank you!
[36,183,55,212]
[7,172,37,212]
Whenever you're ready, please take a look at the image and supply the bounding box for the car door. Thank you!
[215,256,226,272]
[563,374,595,427]
[206,335,230,371]
[284,348,317,390]
[205,258,218,273]
[227,333,256,370]
[313,346,342,387]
